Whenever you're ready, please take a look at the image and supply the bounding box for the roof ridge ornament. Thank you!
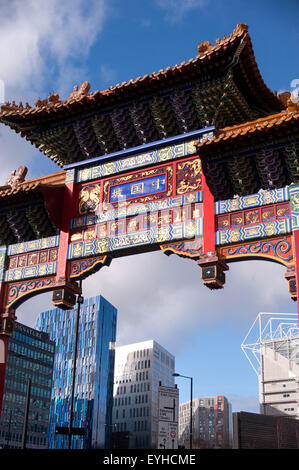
[5,166,28,189]
[278,91,299,112]
[0,101,32,113]
[233,23,248,36]
[67,81,91,102]
[197,23,248,58]
[197,40,213,57]
[48,92,60,106]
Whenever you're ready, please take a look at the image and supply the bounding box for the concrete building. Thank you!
[36,294,117,449]
[112,340,175,449]
[0,322,55,449]
[242,312,299,419]
[233,411,299,449]
[179,395,232,448]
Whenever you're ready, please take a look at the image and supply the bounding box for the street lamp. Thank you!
[172,372,193,449]
[67,281,84,450]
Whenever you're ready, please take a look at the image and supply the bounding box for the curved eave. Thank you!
[0,24,283,131]
[0,171,66,221]
[196,110,299,158]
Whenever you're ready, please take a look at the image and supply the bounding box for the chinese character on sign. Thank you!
[111,188,123,199]
[152,178,165,190]
[131,182,144,195]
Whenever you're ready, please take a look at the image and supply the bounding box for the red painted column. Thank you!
[201,168,215,253]
[0,275,16,419]
[56,182,78,284]
[0,335,9,419]
[293,230,299,323]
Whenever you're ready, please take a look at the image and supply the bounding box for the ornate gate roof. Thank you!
[0,24,283,168]
[0,171,65,245]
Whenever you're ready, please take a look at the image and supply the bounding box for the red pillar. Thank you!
[293,230,299,323]
[0,335,9,419]
[201,169,215,253]
[56,181,77,284]
[0,276,16,419]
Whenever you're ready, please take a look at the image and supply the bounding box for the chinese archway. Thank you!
[0,23,298,417]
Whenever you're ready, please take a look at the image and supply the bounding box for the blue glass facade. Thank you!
[35,295,117,449]
[0,322,55,449]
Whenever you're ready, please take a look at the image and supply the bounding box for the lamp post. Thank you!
[172,372,193,449]
[67,280,84,450]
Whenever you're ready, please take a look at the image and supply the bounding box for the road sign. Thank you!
[158,385,179,449]
[158,385,179,423]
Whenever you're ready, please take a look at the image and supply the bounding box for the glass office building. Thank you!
[36,294,117,449]
[0,322,55,449]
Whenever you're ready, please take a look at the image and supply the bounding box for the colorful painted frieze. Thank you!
[215,187,289,214]
[219,236,294,267]
[67,218,203,260]
[5,277,56,308]
[288,184,299,231]
[216,218,292,245]
[71,191,203,229]
[75,135,212,184]
[216,202,291,231]
[4,262,57,282]
[7,236,60,256]
[0,246,7,282]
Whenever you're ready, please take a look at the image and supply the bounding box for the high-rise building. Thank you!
[36,294,117,449]
[242,312,299,419]
[0,322,55,449]
[112,340,175,449]
[179,395,232,449]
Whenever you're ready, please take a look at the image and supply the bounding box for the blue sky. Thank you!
[0,0,298,413]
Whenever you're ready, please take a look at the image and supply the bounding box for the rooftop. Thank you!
[0,24,284,167]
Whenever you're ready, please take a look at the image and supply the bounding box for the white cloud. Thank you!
[0,0,108,184]
[155,0,207,23]
[17,250,296,357]
[0,0,107,101]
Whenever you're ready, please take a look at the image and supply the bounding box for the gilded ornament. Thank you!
[73,243,83,258]
[265,222,276,236]
[243,196,259,207]
[81,168,90,181]
[96,238,109,254]
[290,193,299,212]
[39,265,47,276]
[230,230,240,242]
[186,140,197,154]
[79,184,101,215]
[185,222,196,237]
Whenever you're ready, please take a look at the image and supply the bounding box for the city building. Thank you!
[0,322,55,449]
[36,294,117,449]
[112,340,175,449]
[242,312,299,419]
[179,395,232,449]
[233,411,299,449]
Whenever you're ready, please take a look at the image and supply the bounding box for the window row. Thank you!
[13,331,54,353]
[9,342,53,365]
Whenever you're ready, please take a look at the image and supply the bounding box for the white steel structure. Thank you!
[242,312,299,418]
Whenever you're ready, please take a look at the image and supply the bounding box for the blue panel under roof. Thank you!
[63,126,215,171]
